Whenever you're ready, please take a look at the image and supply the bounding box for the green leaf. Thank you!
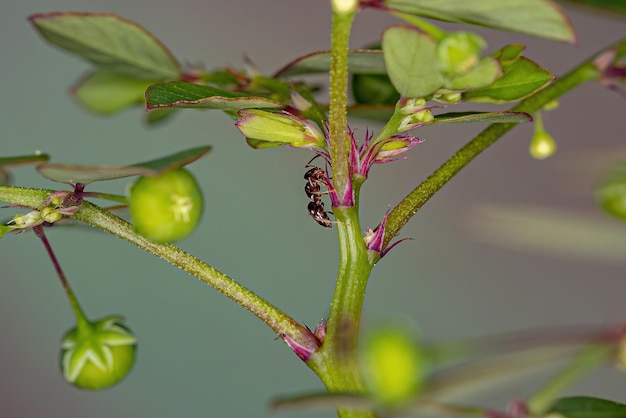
[462,57,554,103]
[29,12,180,79]
[145,82,284,110]
[561,0,626,15]
[0,153,50,185]
[445,56,503,90]
[72,70,158,115]
[547,396,626,418]
[274,50,387,78]
[383,0,576,43]
[145,107,177,125]
[382,26,445,98]
[428,111,532,125]
[37,146,211,184]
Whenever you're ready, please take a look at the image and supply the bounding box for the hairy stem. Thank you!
[329,2,357,203]
[0,185,318,355]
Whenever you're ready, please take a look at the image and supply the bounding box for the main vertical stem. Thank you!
[329,2,356,201]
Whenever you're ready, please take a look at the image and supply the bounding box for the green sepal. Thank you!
[382,0,576,43]
[61,315,137,390]
[382,25,445,98]
[546,396,626,418]
[37,146,210,184]
[145,82,283,111]
[29,12,180,79]
[71,70,158,115]
[0,223,11,239]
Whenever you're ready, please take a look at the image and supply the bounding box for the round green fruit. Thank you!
[596,176,626,221]
[129,168,203,243]
[60,316,137,390]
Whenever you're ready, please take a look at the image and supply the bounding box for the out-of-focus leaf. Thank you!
[72,70,157,115]
[382,0,576,43]
[29,12,180,79]
[462,57,554,103]
[467,204,626,263]
[274,50,386,78]
[560,0,626,15]
[37,146,210,184]
[383,26,445,98]
[0,153,50,184]
[0,169,9,185]
[145,82,283,110]
[445,56,502,90]
[352,73,401,105]
[547,396,626,418]
[145,107,177,125]
[0,224,11,239]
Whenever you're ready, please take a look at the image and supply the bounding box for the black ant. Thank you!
[304,165,332,228]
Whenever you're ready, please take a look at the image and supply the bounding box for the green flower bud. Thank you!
[129,167,203,243]
[235,109,326,149]
[360,325,428,406]
[437,32,486,76]
[61,315,137,390]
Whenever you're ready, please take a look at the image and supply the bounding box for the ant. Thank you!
[304,165,333,228]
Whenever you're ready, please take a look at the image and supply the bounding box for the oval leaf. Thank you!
[383,26,445,98]
[462,57,555,103]
[146,82,284,110]
[383,0,576,43]
[547,396,626,418]
[37,146,210,184]
[29,12,180,79]
[274,50,387,78]
[72,70,158,114]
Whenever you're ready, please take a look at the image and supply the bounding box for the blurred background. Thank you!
[1,1,625,417]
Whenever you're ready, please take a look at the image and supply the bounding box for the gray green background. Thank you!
[1,1,626,417]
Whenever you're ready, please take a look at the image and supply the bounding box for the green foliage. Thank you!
[29,12,180,79]
[37,146,210,184]
[596,169,626,221]
[383,0,577,42]
[547,396,626,418]
[382,26,445,98]
[145,82,283,111]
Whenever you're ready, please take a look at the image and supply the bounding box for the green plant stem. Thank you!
[32,224,91,333]
[329,5,356,203]
[0,185,318,354]
[526,342,616,414]
[382,47,611,248]
[308,206,377,418]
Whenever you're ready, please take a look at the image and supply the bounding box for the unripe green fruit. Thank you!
[129,168,203,242]
[61,316,137,390]
[596,176,626,221]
